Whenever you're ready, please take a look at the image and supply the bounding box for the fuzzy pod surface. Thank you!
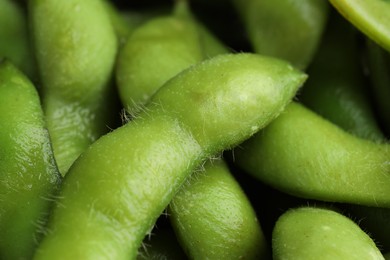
[169,159,269,259]
[34,53,306,259]
[116,9,264,258]
[234,102,390,207]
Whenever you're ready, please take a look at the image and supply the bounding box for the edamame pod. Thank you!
[0,60,61,260]
[272,206,384,259]
[0,0,36,80]
[232,0,329,70]
[29,0,118,175]
[117,8,263,257]
[34,53,306,259]
[116,1,228,115]
[233,102,390,207]
[169,159,268,259]
[116,3,202,114]
[298,12,390,252]
[329,0,390,53]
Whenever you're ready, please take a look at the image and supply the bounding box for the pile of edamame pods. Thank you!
[1,0,390,259]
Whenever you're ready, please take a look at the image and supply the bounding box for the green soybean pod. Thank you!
[116,1,228,115]
[169,159,268,259]
[232,0,329,70]
[299,11,384,142]
[0,0,36,80]
[272,206,384,259]
[297,12,390,252]
[29,0,118,175]
[34,53,306,259]
[116,6,264,257]
[115,4,201,115]
[233,102,390,208]
[0,61,61,260]
[329,0,390,53]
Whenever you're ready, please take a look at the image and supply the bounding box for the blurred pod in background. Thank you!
[328,0,390,141]
[0,0,37,82]
[115,0,229,116]
[29,0,119,175]
[363,39,390,139]
[231,0,330,70]
[298,9,384,142]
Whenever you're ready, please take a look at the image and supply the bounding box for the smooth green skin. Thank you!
[232,0,329,70]
[29,0,118,175]
[116,1,228,115]
[272,207,384,260]
[0,61,61,260]
[169,159,268,259]
[365,39,390,138]
[299,11,385,142]
[34,53,306,259]
[329,0,390,53]
[234,102,390,207]
[0,0,36,80]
